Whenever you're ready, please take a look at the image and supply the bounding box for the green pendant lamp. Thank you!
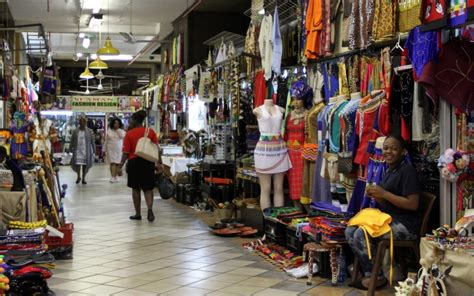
[97,0,120,56]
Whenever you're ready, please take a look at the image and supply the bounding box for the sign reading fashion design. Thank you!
[53,96,143,112]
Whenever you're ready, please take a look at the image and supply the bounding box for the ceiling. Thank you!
[7,0,193,60]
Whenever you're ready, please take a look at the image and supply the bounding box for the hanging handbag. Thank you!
[155,173,175,200]
[337,151,354,174]
[135,116,159,163]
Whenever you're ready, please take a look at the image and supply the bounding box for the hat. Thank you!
[290,79,313,108]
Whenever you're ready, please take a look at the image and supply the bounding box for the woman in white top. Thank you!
[104,118,126,183]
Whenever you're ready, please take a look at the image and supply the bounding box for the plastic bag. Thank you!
[285,263,318,279]
[155,173,175,200]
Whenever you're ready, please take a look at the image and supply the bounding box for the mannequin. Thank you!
[286,79,313,209]
[253,99,291,211]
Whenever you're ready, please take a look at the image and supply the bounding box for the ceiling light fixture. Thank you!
[90,23,109,69]
[82,36,90,49]
[79,32,85,38]
[258,9,265,15]
[97,0,120,55]
[79,56,94,79]
[76,53,83,58]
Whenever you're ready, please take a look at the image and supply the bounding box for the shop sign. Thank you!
[52,96,143,112]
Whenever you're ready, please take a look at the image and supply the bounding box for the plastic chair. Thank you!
[350,192,436,296]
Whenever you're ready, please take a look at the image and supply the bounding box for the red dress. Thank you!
[285,114,306,201]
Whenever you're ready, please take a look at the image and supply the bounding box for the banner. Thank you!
[52,96,143,112]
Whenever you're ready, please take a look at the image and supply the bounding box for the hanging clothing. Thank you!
[398,0,422,33]
[276,76,289,108]
[254,106,292,174]
[272,6,283,77]
[244,20,259,76]
[341,0,352,47]
[390,69,414,142]
[404,26,439,80]
[302,102,326,204]
[348,56,361,94]
[338,62,350,97]
[319,0,332,56]
[354,92,383,166]
[254,70,267,108]
[305,0,323,59]
[412,82,431,141]
[371,0,396,41]
[419,38,474,111]
[348,0,376,49]
[307,67,324,103]
[10,126,28,159]
[322,63,339,101]
[420,0,448,31]
[259,14,274,80]
[312,102,334,203]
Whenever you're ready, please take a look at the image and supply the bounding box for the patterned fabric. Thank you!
[286,114,306,201]
[339,96,362,155]
[338,62,350,97]
[348,56,361,94]
[354,93,383,166]
[404,26,439,79]
[390,69,415,141]
[398,0,422,32]
[322,63,339,101]
[348,0,376,49]
[372,0,396,41]
[254,137,292,174]
[320,0,332,56]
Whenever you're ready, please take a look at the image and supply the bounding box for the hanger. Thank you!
[390,33,404,53]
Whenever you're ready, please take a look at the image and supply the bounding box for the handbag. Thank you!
[337,151,354,174]
[155,173,175,200]
[135,119,159,163]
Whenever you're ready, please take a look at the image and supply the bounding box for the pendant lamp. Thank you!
[89,56,108,69]
[97,0,120,56]
[79,57,94,79]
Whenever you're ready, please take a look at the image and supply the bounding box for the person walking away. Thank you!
[70,117,95,184]
[119,110,158,222]
[104,118,126,183]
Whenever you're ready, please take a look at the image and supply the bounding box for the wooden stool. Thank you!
[303,241,342,286]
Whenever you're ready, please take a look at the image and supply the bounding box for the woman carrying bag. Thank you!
[119,110,159,222]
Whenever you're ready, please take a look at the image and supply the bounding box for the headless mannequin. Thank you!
[253,99,287,210]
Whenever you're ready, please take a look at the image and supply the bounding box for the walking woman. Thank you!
[119,110,158,222]
[104,118,126,183]
[70,117,95,184]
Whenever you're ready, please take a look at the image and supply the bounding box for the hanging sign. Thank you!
[52,96,143,112]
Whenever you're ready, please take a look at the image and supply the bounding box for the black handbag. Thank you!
[337,151,354,174]
[155,173,175,200]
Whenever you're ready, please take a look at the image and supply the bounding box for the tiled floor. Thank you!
[51,165,394,295]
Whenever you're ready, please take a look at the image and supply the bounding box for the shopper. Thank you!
[119,110,158,222]
[104,118,126,183]
[345,135,422,289]
[70,117,95,185]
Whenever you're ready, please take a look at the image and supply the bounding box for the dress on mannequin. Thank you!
[254,100,291,210]
[285,111,306,202]
[30,117,57,154]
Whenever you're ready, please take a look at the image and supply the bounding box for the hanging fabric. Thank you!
[272,5,283,77]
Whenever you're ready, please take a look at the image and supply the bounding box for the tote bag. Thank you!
[135,124,159,163]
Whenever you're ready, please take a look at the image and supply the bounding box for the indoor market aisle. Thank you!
[50,165,391,296]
